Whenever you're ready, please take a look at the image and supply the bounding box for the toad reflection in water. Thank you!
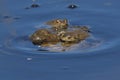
[30,19,91,50]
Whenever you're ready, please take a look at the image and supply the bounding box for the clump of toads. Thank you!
[30,19,91,47]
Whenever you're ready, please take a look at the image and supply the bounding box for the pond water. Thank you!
[0,0,120,80]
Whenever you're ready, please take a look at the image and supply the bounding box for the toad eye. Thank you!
[67,36,71,39]
[56,20,61,23]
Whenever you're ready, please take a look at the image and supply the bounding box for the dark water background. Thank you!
[0,0,120,80]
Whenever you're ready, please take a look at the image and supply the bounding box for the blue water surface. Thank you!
[0,0,120,80]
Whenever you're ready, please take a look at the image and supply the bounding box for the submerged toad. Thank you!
[30,19,91,48]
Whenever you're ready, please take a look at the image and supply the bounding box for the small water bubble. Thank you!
[38,45,41,48]
[68,4,78,9]
[27,57,32,61]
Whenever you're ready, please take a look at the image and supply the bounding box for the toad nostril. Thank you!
[67,36,71,39]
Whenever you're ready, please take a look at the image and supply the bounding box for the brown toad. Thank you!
[57,26,90,43]
[46,19,68,31]
[30,29,59,45]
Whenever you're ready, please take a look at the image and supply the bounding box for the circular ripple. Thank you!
[1,34,119,56]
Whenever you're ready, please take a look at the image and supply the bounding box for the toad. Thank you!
[46,19,68,31]
[57,26,90,43]
[30,29,59,45]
